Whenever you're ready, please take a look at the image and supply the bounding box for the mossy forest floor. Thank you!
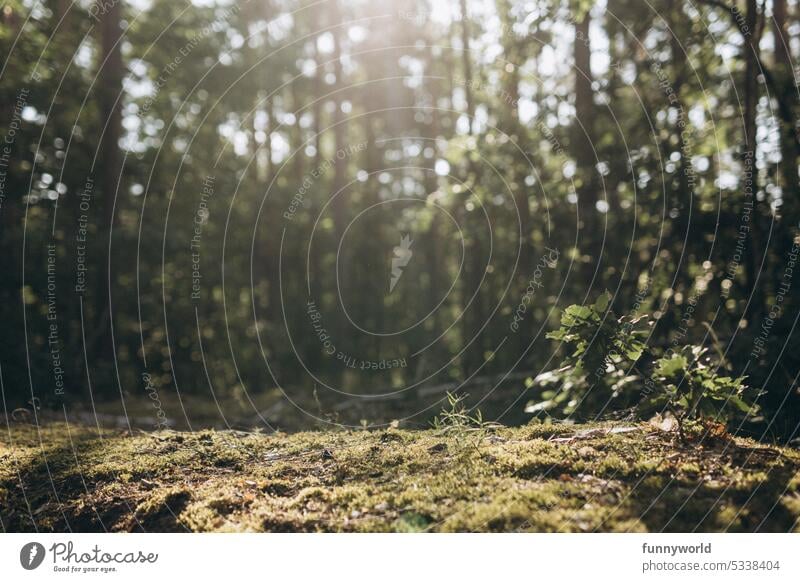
[1,421,799,532]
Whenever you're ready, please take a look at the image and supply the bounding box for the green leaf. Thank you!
[728,395,752,413]
[564,304,592,320]
[594,292,610,312]
[656,355,688,378]
[624,342,645,360]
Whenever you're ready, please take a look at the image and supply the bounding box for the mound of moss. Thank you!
[1,421,798,532]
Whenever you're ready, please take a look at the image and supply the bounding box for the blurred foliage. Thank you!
[529,300,758,433]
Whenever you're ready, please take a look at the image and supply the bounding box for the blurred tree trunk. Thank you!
[54,0,69,20]
[496,0,533,288]
[242,0,280,384]
[329,0,347,245]
[357,2,385,362]
[422,45,443,336]
[773,0,798,219]
[459,0,486,376]
[361,107,384,360]
[291,83,305,183]
[310,9,324,279]
[328,0,348,380]
[667,0,693,291]
[263,77,280,383]
[572,7,600,292]
[94,0,123,378]
[459,0,476,133]
[742,0,764,319]
[305,17,325,374]
[265,97,274,183]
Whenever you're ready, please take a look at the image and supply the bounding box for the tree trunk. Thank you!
[459,0,486,376]
[773,0,798,218]
[327,0,348,380]
[667,0,693,292]
[496,0,532,280]
[743,0,764,319]
[572,8,600,292]
[329,0,347,244]
[94,0,123,382]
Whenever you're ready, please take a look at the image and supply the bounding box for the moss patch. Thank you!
[1,422,798,532]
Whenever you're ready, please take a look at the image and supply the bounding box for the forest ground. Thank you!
[1,421,799,532]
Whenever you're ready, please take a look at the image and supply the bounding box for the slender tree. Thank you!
[458,0,487,376]
[773,0,798,217]
[93,0,124,379]
[742,0,765,317]
[571,4,600,291]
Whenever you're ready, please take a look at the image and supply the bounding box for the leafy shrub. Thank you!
[526,296,758,434]
[638,345,758,437]
[526,293,651,417]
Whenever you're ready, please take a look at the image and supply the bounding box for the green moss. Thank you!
[1,422,798,532]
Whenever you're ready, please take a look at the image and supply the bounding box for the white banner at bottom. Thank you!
[0,533,797,581]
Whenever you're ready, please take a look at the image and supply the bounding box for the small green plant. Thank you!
[639,346,758,439]
[432,392,499,450]
[527,295,757,436]
[526,293,651,417]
